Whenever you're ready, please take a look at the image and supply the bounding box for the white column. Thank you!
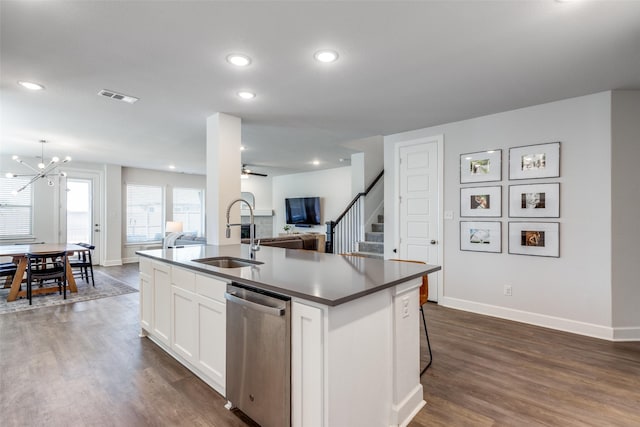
[206,113,241,245]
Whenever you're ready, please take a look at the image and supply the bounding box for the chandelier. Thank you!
[5,139,71,193]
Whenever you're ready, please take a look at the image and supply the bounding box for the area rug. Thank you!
[0,270,138,314]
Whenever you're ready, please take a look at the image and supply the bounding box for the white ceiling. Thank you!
[2,1,639,176]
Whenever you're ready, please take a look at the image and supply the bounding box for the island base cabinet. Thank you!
[291,278,423,427]
[139,258,171,346]
[196,295,226,390]
[141,261,227,397]
[171,285,197,362]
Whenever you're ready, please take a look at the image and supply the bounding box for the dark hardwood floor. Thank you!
[1,263,639,426]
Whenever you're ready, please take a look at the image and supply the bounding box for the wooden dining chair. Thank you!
[25,251,68,305]
[70,243,95,287]
[0,261,18,288]
[390,259,433,375]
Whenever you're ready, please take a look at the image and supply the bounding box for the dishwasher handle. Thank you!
[225,292,285,316]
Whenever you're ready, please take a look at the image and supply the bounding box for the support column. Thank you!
[206,113,241,245]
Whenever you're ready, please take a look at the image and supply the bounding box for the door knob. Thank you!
[430,240,437,245]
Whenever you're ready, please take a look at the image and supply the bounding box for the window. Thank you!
[173,187,204,237]
[126,184,163,243]
[0,177,33,238]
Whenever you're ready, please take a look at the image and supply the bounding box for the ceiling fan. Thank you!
[241,164,268,177]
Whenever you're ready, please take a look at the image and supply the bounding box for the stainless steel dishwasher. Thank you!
[225,283,291,427]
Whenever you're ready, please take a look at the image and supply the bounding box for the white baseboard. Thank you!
[122,257,139,264]
[391,384,425,427]
[102,259,123,267]
[439,296,635,342]
[612,327,640,341]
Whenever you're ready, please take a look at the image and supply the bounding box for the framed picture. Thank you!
[509,183,560,218]
[508,222,559,257]
[460,149,502,183]
[460,221,502,253]
[460,186,502,217]
[509,142,560,180]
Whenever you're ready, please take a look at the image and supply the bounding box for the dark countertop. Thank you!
[136,244,441,306]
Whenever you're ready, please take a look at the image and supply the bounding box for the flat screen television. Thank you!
[285,197,321,226]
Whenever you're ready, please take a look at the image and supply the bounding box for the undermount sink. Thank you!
[191,256,263,268]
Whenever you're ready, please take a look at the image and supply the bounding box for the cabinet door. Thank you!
[196,295,226,392]
[292,301,325,427]
[152,262,171,345]
[171,285,197,362]
[140,272,152,331]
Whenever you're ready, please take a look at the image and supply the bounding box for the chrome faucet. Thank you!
[225,198,260,258]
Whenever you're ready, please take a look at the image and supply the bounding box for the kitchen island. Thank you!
[137,244,440,427]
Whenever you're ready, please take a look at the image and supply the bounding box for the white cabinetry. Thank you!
[194,274,226,391]
[291,277,423,427]
[292,301,325,427]
[171,267,197,363]
[140,259,228,396]
[139,258,171,346]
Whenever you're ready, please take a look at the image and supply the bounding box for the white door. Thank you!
[397,138,442,302]
[63,171,102,264]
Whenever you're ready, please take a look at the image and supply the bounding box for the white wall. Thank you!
[241,175,273,210]
[104,164,122,266]
[385,92,617,339]
[272,167,352,235]
[611,90,640,338]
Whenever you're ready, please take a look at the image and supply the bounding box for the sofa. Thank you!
[174,234,207,246]
[241,234,320,251]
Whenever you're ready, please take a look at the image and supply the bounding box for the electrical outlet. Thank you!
[402,297,410,318]
[504,285,512,296]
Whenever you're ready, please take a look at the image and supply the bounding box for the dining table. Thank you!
[0,243,85,302]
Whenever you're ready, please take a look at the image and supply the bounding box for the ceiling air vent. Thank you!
[98,89,139,104]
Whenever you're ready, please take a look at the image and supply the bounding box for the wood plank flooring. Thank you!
[1,263,639,426]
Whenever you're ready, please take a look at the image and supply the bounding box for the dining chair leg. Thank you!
[88,263,95,287]
[420,305,433,376]
[27,271,32,305]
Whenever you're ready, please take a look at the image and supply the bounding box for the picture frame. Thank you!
[460,186,502,217]
[509,183,560,218]
[508,222,559,257]
[509,142,560,180]
[460,149,502,183]
[460,221,502,253]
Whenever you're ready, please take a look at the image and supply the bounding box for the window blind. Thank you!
[126,184,163,243]
[173,187,204,237]
[0,177,33,238]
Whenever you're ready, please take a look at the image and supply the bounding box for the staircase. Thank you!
[354,214,384,259]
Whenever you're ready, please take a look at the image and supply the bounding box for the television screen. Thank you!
[285,197,321,226]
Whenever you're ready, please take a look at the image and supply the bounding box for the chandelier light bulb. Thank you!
[52,156,59,163]
[64,156,72,162]
[12,155,19,161]
[5,172,16,178]
[237,91,256,100]
[314,50,339,63]
[38,162,45,169]
[226,54,252,67]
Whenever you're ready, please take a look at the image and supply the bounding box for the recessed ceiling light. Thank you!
[240,146,246,151]
[169,165,176,170]
[314,50,339,63]
[312,160,320,166]
[226,54,252,67]
[237,91,256,100]
[18,81,45,90]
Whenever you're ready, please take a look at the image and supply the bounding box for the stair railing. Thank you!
[325,170,384,254]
